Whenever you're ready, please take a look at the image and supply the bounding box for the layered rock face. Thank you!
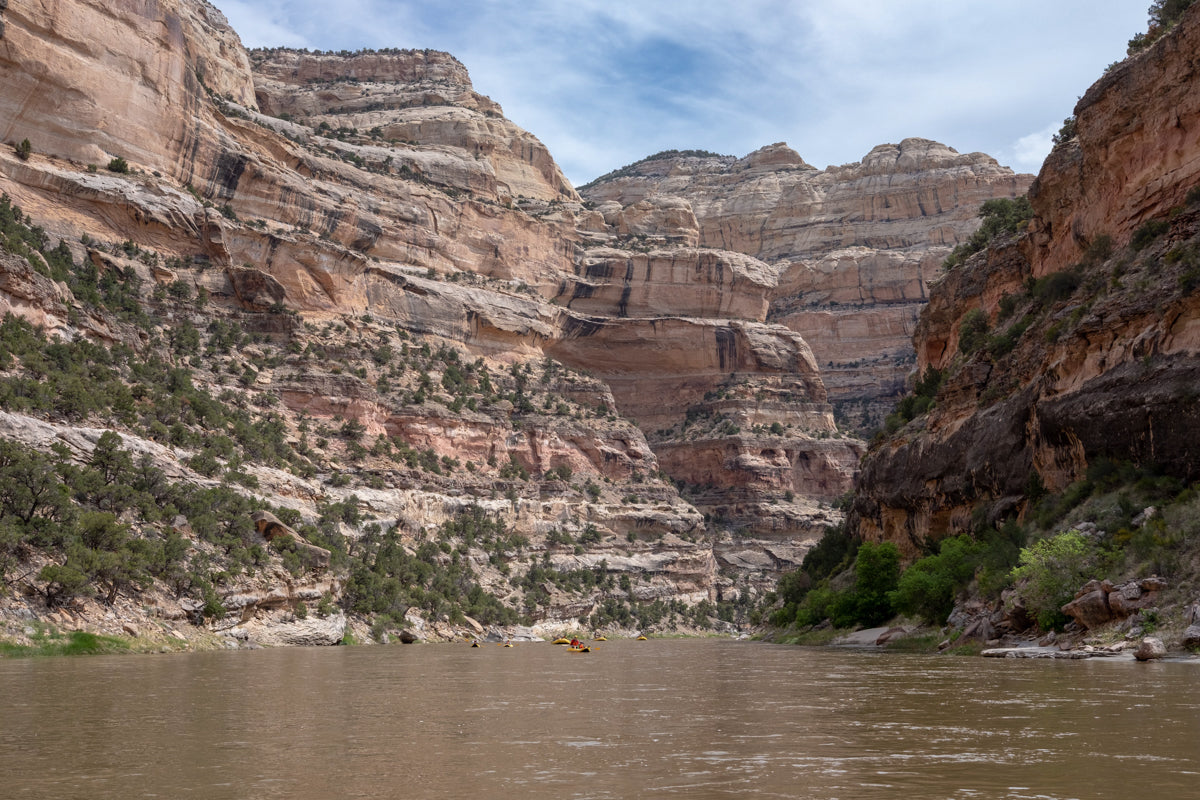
[570,140,1031,560]
[0,0,254,183]
[581,140,1033,430]
[0,0,1041,640]
[851,6,1200,557]
[0,0,839,628]
[250,48,576,202]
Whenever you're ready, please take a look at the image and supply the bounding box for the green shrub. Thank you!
[890,536,984,624]
[38,563,93,606]
[845,541,901,626]
[106,156,129,174]
[1051,116,1077,147]
[1129,0,1196,54]
[1028,268,1083,305]
[1031,478,1095,528]
[1083,234,1114,265]
[958,309,989,355]
[1009,530,1096,629]
[943,197,1034,269]
[1130,218,1169,250]
[996,293,1019,322]
[987,314,1033,358]
[14,139,31,161]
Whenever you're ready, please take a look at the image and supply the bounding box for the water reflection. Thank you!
[1,641,1198,799]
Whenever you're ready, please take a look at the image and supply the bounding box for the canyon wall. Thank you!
[580,139,1033,431]
[851,5,1200,558]
[0,0,1038,637]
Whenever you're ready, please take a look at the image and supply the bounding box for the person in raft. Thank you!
[570,638,580,648]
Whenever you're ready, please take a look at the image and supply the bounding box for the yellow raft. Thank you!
[552,638,571,645]
[567,646,591,653]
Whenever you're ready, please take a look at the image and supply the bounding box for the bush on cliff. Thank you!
[942,197,1033,270]
[845,541,901,626]
[1129,0,1197,53]
[883,366,945,433]
[776,540,900,629]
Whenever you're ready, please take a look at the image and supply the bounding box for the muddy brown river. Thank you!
[2,638,1198,798]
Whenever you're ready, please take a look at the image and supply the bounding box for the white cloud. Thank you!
[209,0,1149,184]
[1006,122,1063,175]
[219,1,311,48]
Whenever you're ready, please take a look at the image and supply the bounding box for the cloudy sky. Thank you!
[215,0,1149,187]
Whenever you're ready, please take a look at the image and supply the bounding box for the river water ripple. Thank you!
[2,639,1197,799]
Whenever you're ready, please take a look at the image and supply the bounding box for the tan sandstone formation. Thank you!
[0,0,1044,639]
[250,48,577,203]
[580,139,1034,430]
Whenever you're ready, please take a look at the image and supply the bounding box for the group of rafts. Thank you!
[468,635,648,652]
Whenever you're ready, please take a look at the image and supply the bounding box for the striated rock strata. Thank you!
[0,0,1042,642]
[580,139,1033,430]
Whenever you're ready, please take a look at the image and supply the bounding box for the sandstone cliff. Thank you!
[580,140,1033,431]
[250,48,577,203]
[851,4,1200,559]
[0,0,834,641]
[571,140,1032,568]
[0,0,1033,646]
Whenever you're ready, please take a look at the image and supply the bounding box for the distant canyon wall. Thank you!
[580,139,1033,430]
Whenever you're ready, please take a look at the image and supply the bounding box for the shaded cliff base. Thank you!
[765,467,1200,659]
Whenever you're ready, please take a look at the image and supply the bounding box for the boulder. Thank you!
[961,616,995,642]
[170,515,194,539]
[1061,588,1112,630]
[1182,625,1200,650]
[1106,583,1144,617]
[398,629,418,644]
[250,510,296,541]
[997,593,1035,633]
[1061,578,1167,630]
[1140,576,1168,593]
[242,611,347,647]
[1131,506,1158,527]
[250,510,332,570]
[1134,637,1167,661]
